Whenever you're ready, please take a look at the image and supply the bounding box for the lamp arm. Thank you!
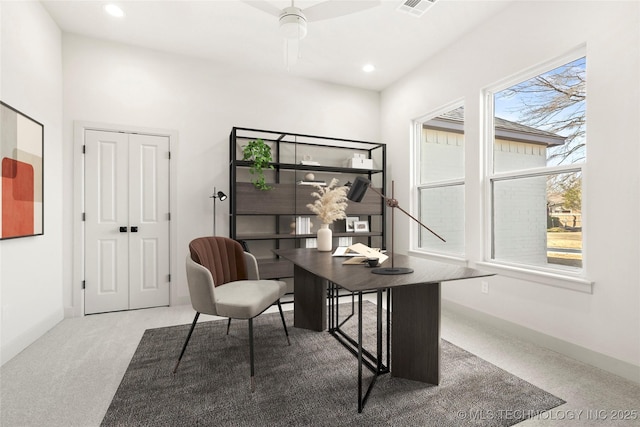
[393,204,446,243]
[366,185,446,243]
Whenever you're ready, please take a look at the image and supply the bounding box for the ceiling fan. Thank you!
[244,0,381,67]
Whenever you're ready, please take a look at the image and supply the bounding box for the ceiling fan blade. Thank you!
[242,0,282,17]
[304,0,381,22]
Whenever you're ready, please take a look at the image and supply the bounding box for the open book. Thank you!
[333,243,389,265]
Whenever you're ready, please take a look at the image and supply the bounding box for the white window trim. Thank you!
[411,100,466,257]
[408,249,468,265]
[482,48,590,292]
[474,261,593,294]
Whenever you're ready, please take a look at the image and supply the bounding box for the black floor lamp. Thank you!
[346,176,446,275]
[210,187,227,235]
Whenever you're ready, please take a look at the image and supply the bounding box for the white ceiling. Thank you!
[41,0,514,91]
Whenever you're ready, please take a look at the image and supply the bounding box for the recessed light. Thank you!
[362,64,375,73]
[104,4,125,18]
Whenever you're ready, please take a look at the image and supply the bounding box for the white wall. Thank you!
[0,1,64,364]
[381,1,640,381]
[61,35,380,312]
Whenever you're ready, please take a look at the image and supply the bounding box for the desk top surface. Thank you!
[274,248,493,292]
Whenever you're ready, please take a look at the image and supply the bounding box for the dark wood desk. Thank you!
[274,248,492,411]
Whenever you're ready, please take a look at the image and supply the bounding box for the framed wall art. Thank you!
[1,101,44,239]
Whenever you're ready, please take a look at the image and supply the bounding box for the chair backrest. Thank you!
[189,237,248,286]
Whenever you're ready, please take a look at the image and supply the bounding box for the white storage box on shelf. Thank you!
[347,153,373,169]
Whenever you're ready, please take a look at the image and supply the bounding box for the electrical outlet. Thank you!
[481,281,489,294]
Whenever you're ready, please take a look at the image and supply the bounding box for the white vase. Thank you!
[317,223,332,251]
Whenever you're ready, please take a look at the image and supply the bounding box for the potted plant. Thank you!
[242,139,274,190]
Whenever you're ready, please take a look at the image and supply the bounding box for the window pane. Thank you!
[492,171,582,269]
[419,184,464,255]
[494,57,586,173]
[420,106,464,183]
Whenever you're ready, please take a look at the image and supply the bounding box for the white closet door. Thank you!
[84,130,170,314]
[128,133,170,310]
[85,130,130,314]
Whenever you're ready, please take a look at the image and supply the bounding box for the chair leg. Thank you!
[173,312,200,374]
[226,318,232,335]
[277,299,291,345]
[249,318,255,392]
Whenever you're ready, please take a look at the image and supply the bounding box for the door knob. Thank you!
[119,226,128,232]
[131,226,139,233]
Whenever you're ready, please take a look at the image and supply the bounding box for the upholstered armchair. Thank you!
[173,237,290,391]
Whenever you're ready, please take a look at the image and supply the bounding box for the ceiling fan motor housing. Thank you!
[279,6,307,39]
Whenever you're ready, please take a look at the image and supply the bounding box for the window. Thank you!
[487,56,586,272]
[415,105,465,256]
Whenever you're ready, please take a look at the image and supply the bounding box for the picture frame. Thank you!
[353,220,369,233]
[1,101,44,240]
[345,216,359,232]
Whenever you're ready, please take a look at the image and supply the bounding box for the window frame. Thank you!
[481,50,592,292]
[412,101,466,259]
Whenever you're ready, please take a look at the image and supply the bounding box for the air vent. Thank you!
[397,0,436,17]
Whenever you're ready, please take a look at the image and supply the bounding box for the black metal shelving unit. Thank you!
[229,126,386,280]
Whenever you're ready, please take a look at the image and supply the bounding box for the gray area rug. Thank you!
[102,302,564,426]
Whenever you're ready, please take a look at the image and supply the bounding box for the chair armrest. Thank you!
[185,255,218,315]
[243,251,260,280]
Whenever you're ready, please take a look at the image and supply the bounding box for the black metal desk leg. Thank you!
[357,291,363,413]
[328,282,334,331]
[386,289,391,369]
[377,290,383,374]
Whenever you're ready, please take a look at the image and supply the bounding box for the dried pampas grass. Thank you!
[307,178,348,224]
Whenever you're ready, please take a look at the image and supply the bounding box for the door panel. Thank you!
[98,239,118,293]
[128,133,170,309]
[85,130,129,314]
[141,238,158,290]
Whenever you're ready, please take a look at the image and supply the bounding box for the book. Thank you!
[332,246,362,257]
[295,217,311,234]
[334,243,389,265]
[297,180,326,186]
[338,236,353,247]
[300,160,321,166]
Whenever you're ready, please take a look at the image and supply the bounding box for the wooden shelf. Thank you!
[235,182,383,216]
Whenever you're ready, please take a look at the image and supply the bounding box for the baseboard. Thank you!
[442,299,640,385]
[63,292,190,318]
[172,295,191,306]
[1,310,63,366]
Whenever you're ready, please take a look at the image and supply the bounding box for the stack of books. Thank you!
[338,236,353,247]
[295,217,312,234]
